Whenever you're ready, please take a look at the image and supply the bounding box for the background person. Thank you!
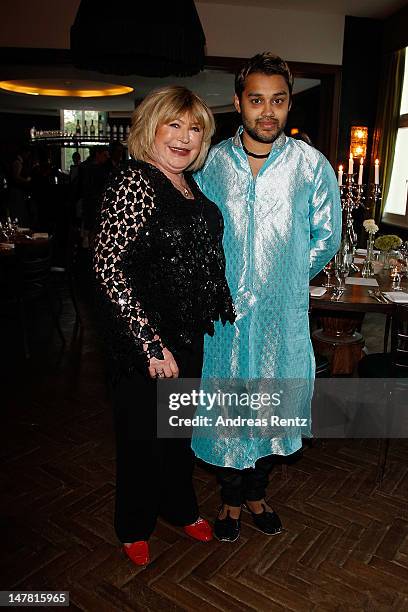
[79,145,110,245]
[7,144,32,226]
[108,140,125,170]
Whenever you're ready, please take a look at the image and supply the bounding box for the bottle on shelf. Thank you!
[83,120,88,137]
[75,119,81,137]
[125,124,130,139]
[90,119,95,138]
[106,123,111,139]
[112,124,118,139]
[98,115,104,139]
[118,124,124,140]
[30,126,36,139]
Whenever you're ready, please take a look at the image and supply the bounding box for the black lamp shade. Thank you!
[70,0,206,77]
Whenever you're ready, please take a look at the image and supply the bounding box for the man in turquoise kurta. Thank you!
[191,53,342,542]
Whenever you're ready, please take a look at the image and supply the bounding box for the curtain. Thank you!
[371,47,405,222]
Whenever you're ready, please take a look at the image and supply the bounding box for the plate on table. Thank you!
[345,277,379,287]
[356,248,380,256]
[382,292,408,303]
[309,286,327,297]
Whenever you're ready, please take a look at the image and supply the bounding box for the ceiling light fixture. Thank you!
[0,80,133,98]
[71,0,205,77]
[350,125,368,159]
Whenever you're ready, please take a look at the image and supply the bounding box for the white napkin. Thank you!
[383,292,408,303]
[309,286,327,297]
[17,227,30,233]
[0,242,14,249]
[353,257,365,263]
[32,232,49,239]
[345,277,379,286]
[355,248,379,256]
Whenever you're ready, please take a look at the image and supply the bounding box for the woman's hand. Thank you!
[148,347,179,379]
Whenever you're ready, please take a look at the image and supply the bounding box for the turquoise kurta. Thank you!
[191,128,342,469]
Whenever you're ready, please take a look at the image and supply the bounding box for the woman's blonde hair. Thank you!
[128,85,215,172]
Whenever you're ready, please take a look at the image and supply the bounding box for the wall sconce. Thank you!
[350,125,368,159]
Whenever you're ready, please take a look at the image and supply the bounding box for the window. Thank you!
[60,110,106,172]
[383,51,408,227]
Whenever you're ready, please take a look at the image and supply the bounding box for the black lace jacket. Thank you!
[93,160,235,378]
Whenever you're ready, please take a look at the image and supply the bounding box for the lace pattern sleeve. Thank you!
[93,166,164,361]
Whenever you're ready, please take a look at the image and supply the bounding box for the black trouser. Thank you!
[216,454,275,507]
[111,336,203,543]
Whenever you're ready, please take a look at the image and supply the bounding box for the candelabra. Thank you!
[368,183,382,222]
[338,173,382,273]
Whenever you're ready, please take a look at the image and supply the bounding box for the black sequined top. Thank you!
[93,160,235,378]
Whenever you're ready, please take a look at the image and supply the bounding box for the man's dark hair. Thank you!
[235,52,294,100]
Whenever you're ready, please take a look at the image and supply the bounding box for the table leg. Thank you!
[312,311,365,375]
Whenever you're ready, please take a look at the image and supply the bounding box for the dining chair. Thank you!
[358,304,408,482]
[51,224,82,326]
[383,314,391,353]
[280,345,329,479]
[0,238,65,359]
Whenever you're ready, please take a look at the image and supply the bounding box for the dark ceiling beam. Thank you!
[383,3,408,53]
[0,48,72,65]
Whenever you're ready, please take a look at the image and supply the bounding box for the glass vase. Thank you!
[361,233,375,277]
[380,250,391,270]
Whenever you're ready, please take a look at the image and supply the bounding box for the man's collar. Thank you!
[232,126,287,154]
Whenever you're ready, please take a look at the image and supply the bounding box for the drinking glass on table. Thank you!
[334,253,349,290]
[0,221,10,242]
[322,260,334,288]
[391,265,403,291]
[400,243,408,279]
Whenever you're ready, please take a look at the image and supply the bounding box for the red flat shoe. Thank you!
[123,541,149,566]
[183,517,213,542]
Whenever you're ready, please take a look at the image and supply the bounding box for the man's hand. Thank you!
[148,347,179,379]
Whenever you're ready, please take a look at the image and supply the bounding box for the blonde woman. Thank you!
[93,86,235,566]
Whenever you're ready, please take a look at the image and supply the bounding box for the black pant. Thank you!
[111,336,203,542]
[216,454,275,507]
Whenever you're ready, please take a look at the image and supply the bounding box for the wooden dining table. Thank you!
[0,233,50,257]
[310,266,407,375]
[0,234,51,291]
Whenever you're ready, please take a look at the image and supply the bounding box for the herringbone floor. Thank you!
[1,271,408,611]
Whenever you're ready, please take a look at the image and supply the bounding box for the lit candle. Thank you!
[338,164,343,186]
[374,159,380,184]
[348,154,354,175]
[358,157,364,185]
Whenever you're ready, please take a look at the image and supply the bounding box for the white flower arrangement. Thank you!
[363,219,379,234]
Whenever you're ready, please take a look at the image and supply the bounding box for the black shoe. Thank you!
[214,509,241,542]
[244,502,283,536]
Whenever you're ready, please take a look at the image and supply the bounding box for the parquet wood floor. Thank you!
[1,272,407,611]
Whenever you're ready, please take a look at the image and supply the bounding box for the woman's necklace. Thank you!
[149,161,193,198]
[170,175,192,198]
